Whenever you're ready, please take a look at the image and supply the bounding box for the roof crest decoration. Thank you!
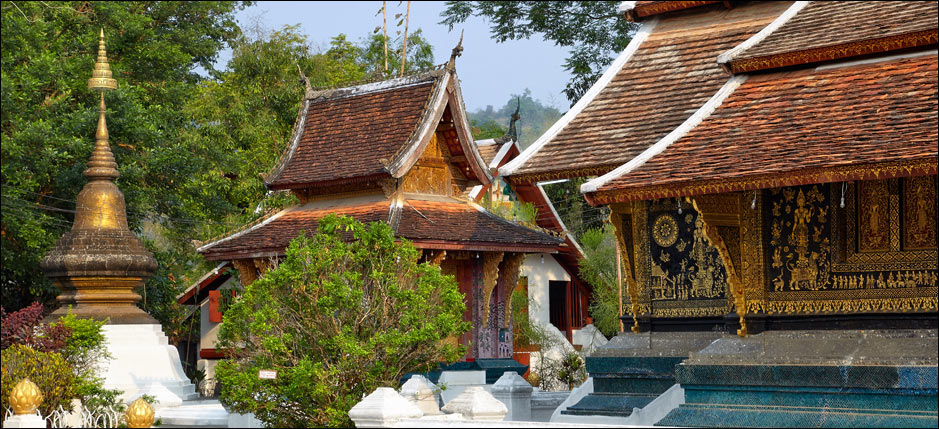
[582,74,747,193]
[500,17,660,178]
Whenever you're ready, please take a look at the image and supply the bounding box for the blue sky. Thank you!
[214,1,573,112]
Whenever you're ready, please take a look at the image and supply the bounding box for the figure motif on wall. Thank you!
[768,185,831,292]
[648,210,726,303]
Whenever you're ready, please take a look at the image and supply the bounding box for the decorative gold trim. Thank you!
[691,197,748,336]
[611,211,642,332]
[508,164,618,186]
[500,252,526,328]
[630,1,721,20]
[481,252,503,328]
[589,159,938,205]
[729,29,939,74]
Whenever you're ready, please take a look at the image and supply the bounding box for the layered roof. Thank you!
[584,53,938,203]
[720,1,938,73]
[500,1,793,183]
[583,1,938,204]
[198,195,562,260]
[621,1,722,22]
[265,67,491,190]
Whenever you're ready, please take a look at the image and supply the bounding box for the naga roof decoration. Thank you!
[583,53,938,205]
[265,66,492,190]
[198,194,561,261]
[500,1,793,183]
[719,1,939,74]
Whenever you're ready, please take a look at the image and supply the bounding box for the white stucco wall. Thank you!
[199,276,238,351]
[520,253,570,329]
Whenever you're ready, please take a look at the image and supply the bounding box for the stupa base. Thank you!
[100,324,198,406]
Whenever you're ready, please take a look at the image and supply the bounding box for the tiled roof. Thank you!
[200,200,391,260]
[590,54,939,202]
[504,1,792,182]
[398,198,562,250]
[723,2,939,73]
[199,196,562,260]
[265,73,439,189]
[476,142,501,166]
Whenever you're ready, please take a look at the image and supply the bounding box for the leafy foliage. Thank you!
[1,344,76,418]
[579,226,622,338]
[441,1,636,104]
[215,215,469,427]
[1,0,250,312]
[0,304,121,412]
[0,303,70,352]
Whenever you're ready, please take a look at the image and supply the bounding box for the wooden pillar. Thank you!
[610,207,642,333]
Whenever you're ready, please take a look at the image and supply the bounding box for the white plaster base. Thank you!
[100,324,198,405]
[2,414,45,428]
[156,400,230,427]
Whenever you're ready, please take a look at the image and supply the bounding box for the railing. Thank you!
[4,378,152,428]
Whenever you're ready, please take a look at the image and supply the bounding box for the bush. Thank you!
[215,215,470,427]
[1,304,121,412]
[1,344,76,417]
[579,226,621,338]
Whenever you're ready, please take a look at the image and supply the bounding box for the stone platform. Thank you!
[561,331,720,417]
[657,329,939,427]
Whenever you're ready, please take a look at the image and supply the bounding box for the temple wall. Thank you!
[520,253,571,330]
[619,175,938,321]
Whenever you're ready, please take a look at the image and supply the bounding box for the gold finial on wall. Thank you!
[125,397,155,428]
[9,378,43,415]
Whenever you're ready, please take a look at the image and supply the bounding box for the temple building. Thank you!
[470,102,593,344]
[195,51,565,374]
[504,1,937,426]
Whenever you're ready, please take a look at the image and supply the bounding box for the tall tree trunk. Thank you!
[400,1,411,75]
[383,1,388,73]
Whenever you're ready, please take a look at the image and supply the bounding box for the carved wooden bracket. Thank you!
[427,250,447,266]
[610,210,642,333]
[499,252,526,328]
[690,197,748,336]
[481,252,504,328]
[232,259,258,286]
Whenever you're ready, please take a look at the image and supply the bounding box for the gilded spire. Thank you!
[85,29,119,181]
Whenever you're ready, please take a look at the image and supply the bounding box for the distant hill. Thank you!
[468,89,564,149]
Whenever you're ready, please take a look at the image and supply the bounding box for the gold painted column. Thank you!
[41,30,158,324]
[610,207,642,333]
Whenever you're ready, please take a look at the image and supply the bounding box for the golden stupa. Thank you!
[41,29,158,324]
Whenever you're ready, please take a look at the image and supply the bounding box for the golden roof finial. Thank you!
[9,378,43,415]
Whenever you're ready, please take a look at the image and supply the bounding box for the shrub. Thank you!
[215,214,470,427]
[0,303,71,352]
[579,226,621,338]
[1,344,76,417]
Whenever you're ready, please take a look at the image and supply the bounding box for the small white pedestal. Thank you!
[2,414,45,428]
[101,324,198,406]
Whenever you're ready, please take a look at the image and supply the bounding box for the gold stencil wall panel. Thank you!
[858,180,890,252]
[765,182,937,315]
[903,175,938,251]
[741,191,766,314]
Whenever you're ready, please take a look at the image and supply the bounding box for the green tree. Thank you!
[1,1,249,311]
[441,1,636,105]
[360,29,436,79]
[578,226,621,338]
[470,118,507,139]
[215,215,469,427]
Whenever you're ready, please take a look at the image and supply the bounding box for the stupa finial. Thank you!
[84,29,119,182]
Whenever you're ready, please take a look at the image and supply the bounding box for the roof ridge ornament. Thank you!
[447,29,464,70]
